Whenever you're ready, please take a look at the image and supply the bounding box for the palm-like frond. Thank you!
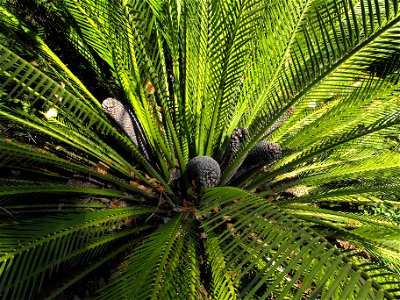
[1,0,400,299]
[222,0,400,183]
[0,41,172,192]
[0,208,152,300]
[0,139,155,197]
[98,214,202,299]
[201,187,400,298]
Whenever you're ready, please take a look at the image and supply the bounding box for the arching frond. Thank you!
[98,214,202,300]
[200,187,399,299]
[221,0,400,183]
[0,138,156,198]
[0,45,172,192]
[203,233,238,299]
[0,208,152,300]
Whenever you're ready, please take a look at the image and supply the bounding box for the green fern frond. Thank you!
[0,208,152,300]
[98,214,199,299]
[203,233,238,299]
[45,241,135,300]
[287,205,400,286]
[201,187,397,299]
[0,139,157,198]
[222,0,400,183]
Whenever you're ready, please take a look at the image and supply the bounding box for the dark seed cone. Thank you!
[186,156,221,189]
[231,140,281,182]
[220,127,249,171]
[245,140,281,166]
[102,98,150,159]
[220,127,250,184]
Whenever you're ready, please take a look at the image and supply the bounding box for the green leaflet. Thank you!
[98,214,202,300]
[201,187,394,299]
[0,208,152,300]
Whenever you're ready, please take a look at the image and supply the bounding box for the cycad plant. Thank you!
[1,0,400,299]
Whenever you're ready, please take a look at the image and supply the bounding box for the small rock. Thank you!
[98,277,106,289]
[283,185,309,197]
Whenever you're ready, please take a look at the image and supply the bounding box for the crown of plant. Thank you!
[1,0,400,299]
